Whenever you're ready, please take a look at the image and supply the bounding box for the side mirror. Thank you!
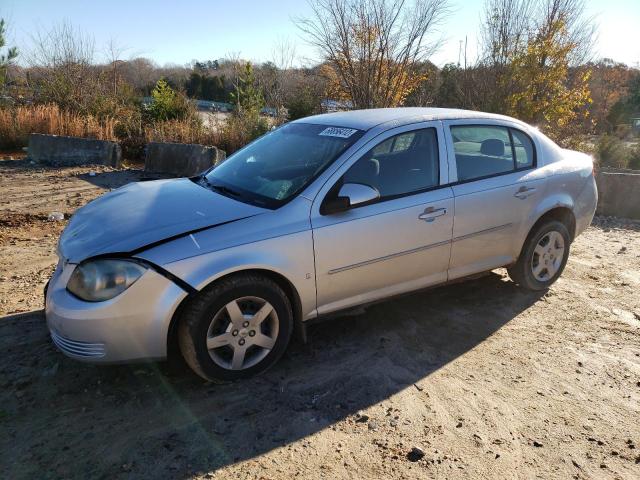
[321,183,380,215]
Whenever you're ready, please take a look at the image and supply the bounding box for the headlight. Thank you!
[67,259,147,302]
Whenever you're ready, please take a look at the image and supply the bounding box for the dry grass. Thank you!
[0,105,116,149]
[0,104,269,157]
[144,118,219,146]
[144,114,269,154]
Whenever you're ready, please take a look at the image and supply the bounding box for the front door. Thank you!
[311,122,454,316]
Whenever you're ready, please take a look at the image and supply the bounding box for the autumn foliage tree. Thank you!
[588,60,636,133]
[297,0,450,108]
[479,0,595,144]
[505,17,591,140]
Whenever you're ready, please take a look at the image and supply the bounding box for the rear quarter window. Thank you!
[511,129,535,169]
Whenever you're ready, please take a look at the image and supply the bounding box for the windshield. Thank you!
[204,123,364,208]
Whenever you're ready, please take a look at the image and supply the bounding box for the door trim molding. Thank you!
[327,222,513,275]
[452,223,513,243]
[328,239,451,275]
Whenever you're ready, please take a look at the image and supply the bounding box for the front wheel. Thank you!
[178,273,293,382]
[507,220,570,291]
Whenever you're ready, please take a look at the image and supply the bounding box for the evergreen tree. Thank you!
[230,62,264,113]
[0,19,18,87]
[149,79,190,121]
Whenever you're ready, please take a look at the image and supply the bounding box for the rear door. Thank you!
[311,122,454,316]
[443,121,542,279]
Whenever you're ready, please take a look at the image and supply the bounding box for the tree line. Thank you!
[1,0,639,163]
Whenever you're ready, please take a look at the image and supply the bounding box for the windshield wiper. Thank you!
[212,184,243,198]
[200,176,244,199]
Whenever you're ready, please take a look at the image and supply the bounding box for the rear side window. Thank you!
[343,128,439,200]
[451,125,535,181]
[511,129,534,168]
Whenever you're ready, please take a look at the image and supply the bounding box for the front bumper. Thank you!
[45,261,188,363]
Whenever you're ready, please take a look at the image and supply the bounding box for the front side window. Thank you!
[371,131,416,155]
[204,123,364,208]
[451,125,535,181]
[341,128,439,200]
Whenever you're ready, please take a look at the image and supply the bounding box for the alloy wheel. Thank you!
[206,296,279,370]
[531,230,565,282]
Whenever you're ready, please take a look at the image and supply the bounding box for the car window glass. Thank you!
[511,129,534,168]
[342,128,439,199]
[371,132,416,155]
[451,125,514,181]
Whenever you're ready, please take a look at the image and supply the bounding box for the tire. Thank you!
[178,273,293,383]
[507,220,571,291]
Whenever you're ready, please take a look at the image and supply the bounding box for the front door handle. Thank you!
[419,206,447,222]
[514,186,536,199]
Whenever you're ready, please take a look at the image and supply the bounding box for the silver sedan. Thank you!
[46,108,598,382]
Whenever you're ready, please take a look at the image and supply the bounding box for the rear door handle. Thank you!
[514,186,536,199]
[419,207,447,222]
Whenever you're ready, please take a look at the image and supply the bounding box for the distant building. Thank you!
[632,116,640,135]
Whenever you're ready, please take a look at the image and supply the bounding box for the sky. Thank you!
[1,0,639,68]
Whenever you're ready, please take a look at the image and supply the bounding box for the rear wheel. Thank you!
[508,220,570,291]
[178,273,293,382]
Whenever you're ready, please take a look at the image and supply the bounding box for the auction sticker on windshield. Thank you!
[318,127,359,138]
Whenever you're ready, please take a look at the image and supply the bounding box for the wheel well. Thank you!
[166,269,304,360]
[532,207,576,241]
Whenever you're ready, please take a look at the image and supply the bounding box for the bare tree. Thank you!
[26,21,99,112]
[296,0,450,108]
[104,38,128,96]
[480,0,533,66]
[120,57,158,94]
[221,52,240,107]
[535,0,597,65]
[272,37,297,71]
[259,38,298,119]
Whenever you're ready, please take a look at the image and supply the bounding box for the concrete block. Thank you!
[144,142,226,177]
[28,134,121,167]
[596,170,640,219]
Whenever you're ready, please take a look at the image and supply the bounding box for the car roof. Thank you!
[294,107,527,131]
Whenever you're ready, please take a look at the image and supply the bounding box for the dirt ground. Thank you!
[1,158,639,479]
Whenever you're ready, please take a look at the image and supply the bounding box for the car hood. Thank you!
[59,178,266,263]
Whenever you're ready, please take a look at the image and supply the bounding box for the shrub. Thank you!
[218,111,269,154]
[628,144,640,170]
[286,86,318,120]
[113,107,145,160]
[596,134,630,168]
[145,117,218,146]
